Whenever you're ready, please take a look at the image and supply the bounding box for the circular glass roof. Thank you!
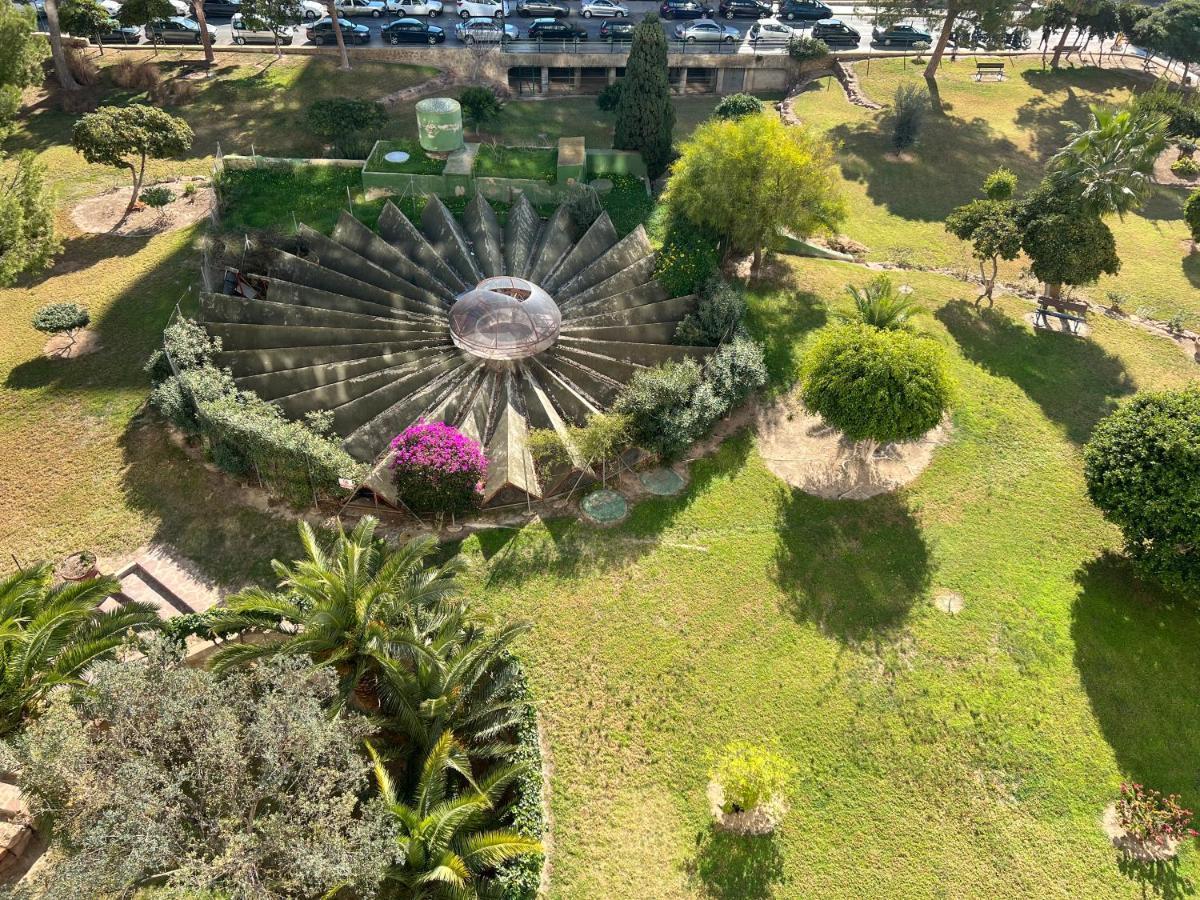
[449,276,561,361]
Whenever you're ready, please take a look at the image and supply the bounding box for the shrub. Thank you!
[712,92,763,120]
[1132,85,1200,138]
[32,302,89,337]
[982,166,1018,200]
[389,420,487,515]
[1185,188,1200,242]
[1171,155,1200,177]
[654,214,721,297]
[596,81,623,112]
[1116,783,1198,847]
[110,57,161,92]
[459,85,503,129]
[64,46,100,87]
[844,274,918,330]
[800,322,953,444]
[563,182,602,231]
[305,98,387,158]
[705,335,767,409]
[1083,386,1200,600]
[710,741,796,815]
[140,185,174,216]
[787,34,830,61]
[1178,137,1198,157]
[675,276,746,346]
[891,82,929,151]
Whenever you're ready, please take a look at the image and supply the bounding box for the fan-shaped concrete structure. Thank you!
[199,192,711,507]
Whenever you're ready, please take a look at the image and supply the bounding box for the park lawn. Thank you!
[457,257,1200,899]
[790,58,1199,327]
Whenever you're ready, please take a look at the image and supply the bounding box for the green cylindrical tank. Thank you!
[416,98,464,154]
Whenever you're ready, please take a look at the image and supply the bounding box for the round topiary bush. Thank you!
[712,93,764,121]
[389,420,487,515]
[800,322,953,444]
[32,303,90,341]
[1084,386,1200,600]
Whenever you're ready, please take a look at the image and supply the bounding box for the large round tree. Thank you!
[613,14,673,180]
[664,113,844,274]
[1084,385,1200,600]
[800,322,953,445]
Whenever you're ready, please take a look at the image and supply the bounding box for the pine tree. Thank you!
[614,14,674,180]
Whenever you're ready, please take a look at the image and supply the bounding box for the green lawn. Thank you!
[473,144,558,182]
[789,58,1200,327]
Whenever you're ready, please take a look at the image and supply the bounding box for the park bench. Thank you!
[1034,296,1088,334]
[974,61,1006,81]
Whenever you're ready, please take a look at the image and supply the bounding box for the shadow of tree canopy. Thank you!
[1139,184,1187,223]
[1184,245,1200,289]
[1117,854,1196,900]
[773,485,932,646]
[688,828,787,900]
[935,300,1134,445]
[1072,554,1200,819]
[742,281,827,394]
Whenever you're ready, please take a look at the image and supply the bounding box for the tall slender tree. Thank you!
[325,0,351,69]
[192,0,215,66]
[614,13,673,179]
[42,0,80,91]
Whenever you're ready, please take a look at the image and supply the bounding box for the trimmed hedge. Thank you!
[493,663,546,900]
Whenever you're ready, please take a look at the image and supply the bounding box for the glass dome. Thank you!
[449,276,561,361]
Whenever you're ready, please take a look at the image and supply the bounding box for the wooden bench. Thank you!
[1035,296,1088,333]
[974,61,1005,81]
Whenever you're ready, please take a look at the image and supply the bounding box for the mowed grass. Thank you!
[456,258,1200,898]
[789,58,1200,326]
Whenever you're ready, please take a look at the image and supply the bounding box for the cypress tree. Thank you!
[614,14,675,179]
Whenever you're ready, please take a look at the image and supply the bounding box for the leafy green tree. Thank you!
[1015,180,1120,298]
[0,151,60,287]
[0,562,158,735]
[240,0,302,54]
[71,105,193,218]
[712,92,763,120]
[945,198,1021,305]
[1084,385,1200,601]
[1185,187,1200,243]
[664,113,844,274]
[710,740,796,817]
[1051,104,1167,216]
[58,0,111,50]
[116,0,175,54]
[1049,0,1098,67]
[1135,0,1200,84]
[843,274,920,329]
[459,85,503,130]
[614,14,674,179]
[1078,0,1120,55]
[369,732,542,898]
[800,322,953,445]
[912,0,1023,79]
[5,646,393,898]
[0,0,47,138]
[208,517,465,709]
[32,302,89,350]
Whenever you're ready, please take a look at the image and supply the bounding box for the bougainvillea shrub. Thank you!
[1116,783,1197,847]
[389,420,487,514]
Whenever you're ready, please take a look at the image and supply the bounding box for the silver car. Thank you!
[455,15,517,40]
[675,17,738,41]
[386,0,443,14]
[747,18,794,45]
[580,0,628,17]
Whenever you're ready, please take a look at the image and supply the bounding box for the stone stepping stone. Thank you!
[639,467,686,496]
[580,488,628,525]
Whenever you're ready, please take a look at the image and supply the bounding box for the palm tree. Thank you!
[0,563,159,735]
[842,275,919,330]
[207,517,466,709]
[377,603,532,764]
[1051,105,1169,217]
[369,733,542,899]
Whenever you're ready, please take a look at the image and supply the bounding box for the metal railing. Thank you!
[500,35,786,54]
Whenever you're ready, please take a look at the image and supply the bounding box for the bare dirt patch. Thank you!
[71,179,214,236]
[755,394,950,499]
[1101,803,1180,862]
[706,781,784,837]
[42,329,101,359]
[1152,149,1200,188]
[932,589,965,614]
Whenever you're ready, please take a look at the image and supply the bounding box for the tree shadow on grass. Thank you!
[1072,554,1200,830]
[773,486,932,646]
[935,300,1134,445]
[1184,244,1200,289]
[687,828,786,900]
[742,281,827,395]
[1117,855,1196,900]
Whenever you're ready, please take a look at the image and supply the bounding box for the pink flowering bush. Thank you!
[1117,783,1198,847]
[389,420,487,514]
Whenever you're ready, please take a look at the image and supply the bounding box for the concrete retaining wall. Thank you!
[586,149,646,179]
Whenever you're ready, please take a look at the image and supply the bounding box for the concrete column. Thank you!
[715,67,725,93]
[679,67,688,94]
[607,67,617,84]
[743,67,754,93]
[540,67,549,94]
[573,67,581,89]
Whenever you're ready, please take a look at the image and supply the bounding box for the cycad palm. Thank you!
[1051,105,1168,217]
[0,563,159,735]
[370,733,542,900]
[208,517,466,708]
[843,275,918,330]
[377,603,532,763]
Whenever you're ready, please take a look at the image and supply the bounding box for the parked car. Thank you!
[298,0,326,19]
[456,0,506,17]
[385,0,443,15]
[195,0,241,17]
[778,0,829,21]
[455,15,516,39]
[89,19,142,43]
[306,15,372,41]
[146,16,203,43]
[515,0,566,16]
[812,17,859,46]
[871,22,932,45]
[747,18,794,44]
[599,18,633,39]
[527,16,586,38]
[718,0,769,19]
[674,17,738,41]
[336,0,387,16]
[659,0,710,19]
[382,15,445,40]
[231,12,293,42]
[580,0,628,17]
